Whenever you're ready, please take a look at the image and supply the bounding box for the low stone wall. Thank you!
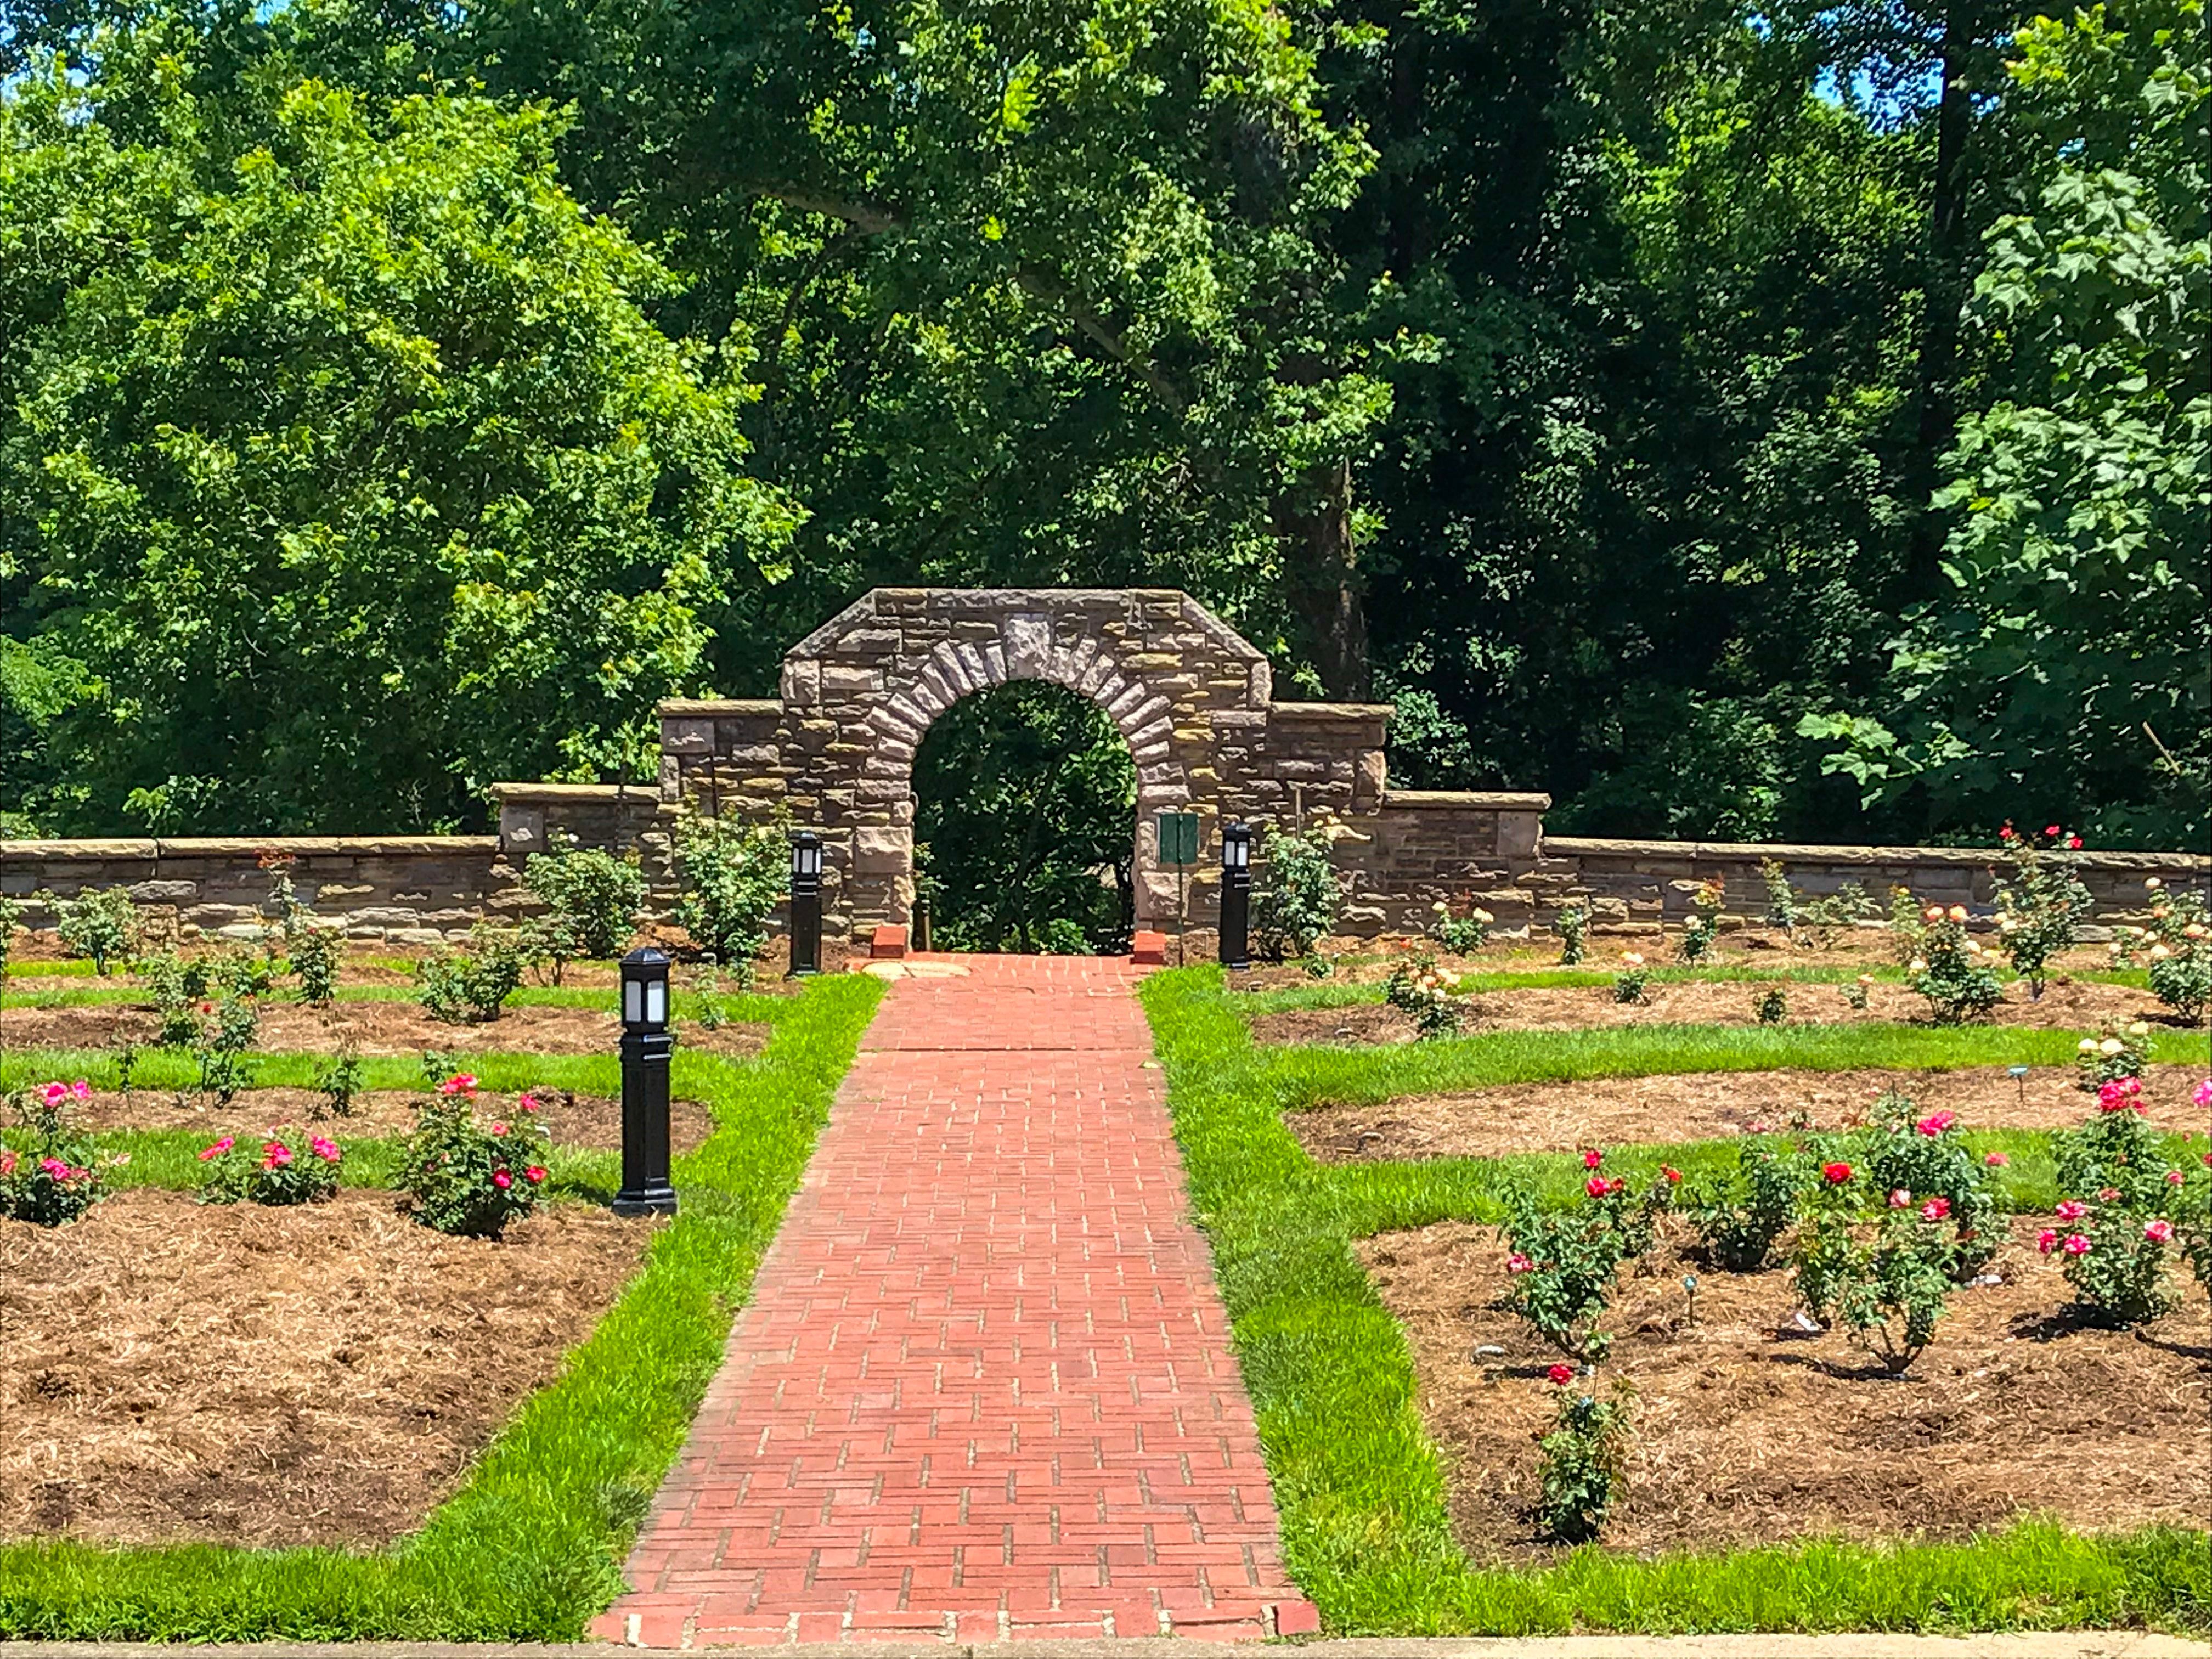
[0,837,517,945]
[1546,837,2210,937]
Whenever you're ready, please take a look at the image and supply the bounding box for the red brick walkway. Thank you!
[594,955,1315,1647]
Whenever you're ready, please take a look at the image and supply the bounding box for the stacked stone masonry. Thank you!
[5,589,2206,945]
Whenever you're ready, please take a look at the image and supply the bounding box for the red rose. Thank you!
[1547,1364,1573,1385]
[1583,1149,1603,1169]
[1822,1161,1853,1184]
[1661,1166,1681,1184]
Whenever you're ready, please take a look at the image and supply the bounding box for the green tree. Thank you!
[0,50,797,832]
[1807,1,2209,844]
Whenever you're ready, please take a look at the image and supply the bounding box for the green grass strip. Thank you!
[1138,964,2210,1637]
[0,972,884,1640]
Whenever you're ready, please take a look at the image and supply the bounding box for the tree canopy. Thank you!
[0,0,2202,844]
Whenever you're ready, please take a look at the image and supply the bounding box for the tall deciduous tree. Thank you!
[0,51,797,832]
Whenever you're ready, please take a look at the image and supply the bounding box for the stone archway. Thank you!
[648,585,1543,945]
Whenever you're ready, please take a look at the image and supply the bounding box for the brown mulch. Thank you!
[0,1188,653,1548]
[0,999,771,1059]
[48,1086,718,1154]
[1248,975,2173,1048]
[1359,1214,2212,1561]
[1291,1063,2212,1165]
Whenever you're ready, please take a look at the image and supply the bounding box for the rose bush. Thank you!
[198,1130,342,1206]
[399,1075,552,1237]
[0,1080,104,1226]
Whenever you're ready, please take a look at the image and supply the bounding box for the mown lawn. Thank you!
[1141,964,2212,1637]
[0,973,882,1640]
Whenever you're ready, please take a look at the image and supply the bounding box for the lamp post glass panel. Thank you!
[615,946,677,1217]
[1219,821,1252,970]
[789,831,823,977]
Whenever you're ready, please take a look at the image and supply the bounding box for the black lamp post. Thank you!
[1219,821,1252,970]
[614,946,677,1217]
[789,830,823,977]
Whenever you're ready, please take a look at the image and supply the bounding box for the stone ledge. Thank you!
[1548,836,2212,871]
[1383,789,1554,812]
[155,836,499,856]
[0,839,160,860]
[657,697,783,717]
[487,782,664,805]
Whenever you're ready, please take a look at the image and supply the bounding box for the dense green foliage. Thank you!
[0,0,2202,843]
[912,681,1135,953]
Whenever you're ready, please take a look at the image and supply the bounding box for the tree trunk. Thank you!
[1908,0,1976,585]
[1274,456,1371,701]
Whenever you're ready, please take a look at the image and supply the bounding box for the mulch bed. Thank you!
[1248,975,2173,1048]
[52,1085,718,1155]
[0,1188,653,1548]
[1359,1214,2211,1561]
[0,998,771,1058]
[1291,1063,2212,1165]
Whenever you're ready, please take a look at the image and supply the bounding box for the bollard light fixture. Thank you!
[1218,820,1252,971]
[615,945,677,1217]
[789,829,823,977]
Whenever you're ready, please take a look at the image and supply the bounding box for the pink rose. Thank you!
[1918,1196,1950,1222]
[524,1165,546,1184]
[1506,1252,1533,1274]
[2061,1234,2091,1256]
[490,1122,509,1137]
[439,1074,479,1096]
[39,1082,67,1106]
[40,1158,67,1178]
[1585,1176,1609,1198]
[198,1137,235,1161]
[1915,1110,1956,1137]
[309,1137,341,1164]
[0,1150,14,1176]
[2036,1228,2058,1254]
[518,1093,539,1114]
[1888,1189,1912,1209]
[2194,1080,2212,1110]
[2098,1187,2120,1203]
[2167,1170,2187,1187]
[2145,1219,2174,1244]
[1582,1149,1603,1170]
[1984,1152,2009,1168]
[262,1140,293,1169]
[2055,1200,2087,1222]
[492,1168,513,1190]
[70,1080,89,1101]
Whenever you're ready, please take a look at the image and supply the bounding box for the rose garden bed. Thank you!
[1359,1213,2210,1561]
[1246,973,2170,1048]
[0,1188,650,1547]
[1291,1062,2211,1164]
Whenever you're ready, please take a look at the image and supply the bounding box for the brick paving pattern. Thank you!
[595,955,1316,1646]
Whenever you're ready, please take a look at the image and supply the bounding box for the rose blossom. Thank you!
[1888,1188,1912,1209]
[2144,1219,2175,1244]
[1919,1196,1950,1222]
[490,1122,509,1137]
[1985,1152,2010,1168]
[439,1074,479,1096]
[2055,1199,2087,1221]
[262,1141,293,1169]
[492,1168,513,1190]
[198,1137,234,1161]
[1585,1176,1610,1198]
[2036,1229,2058,1254]
[524,1165,547,1183]
[1583,1149,1603,1169]
[1822,1161,1852,1185]
[1661,1166,1682,1184]
[2195,1080,2212,1110]
[2061,1233,2091,1256]
[1547,1364,1573,1386]
[1506,1252,1534,1274]
[0,1150,14,1177]
[2168,1170,2188,1187]
[1915,1110,1956,1137]
[309,1137,341,1164]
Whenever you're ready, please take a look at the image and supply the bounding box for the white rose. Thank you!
[2126,1022,2148,1037]
[2100,1039,2124,1056]
[2079,1039,2099,1054]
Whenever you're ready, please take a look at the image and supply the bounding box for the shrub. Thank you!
[198,1131,342,1206]
[141,952,214,1047]
[1498,1153,1669,1362]
[213,949,276,1001]
[416,930,524,1024]
[1385,949,1462,1039]
[46,884,138,974]
[0,1080,104,1226]
[1674,880,1723,963]
[1429,899,1493,955]
[1612,951,1650,1004]
[2047,1098,2183,1326]
[522,834,646,981]
[1904,903,2004,1023]
[1535,1371,1632,1543]
[1553,900,1589,964]
[0,892,19,988]
[1886,884,1928,964]
[1687,1137,1808,1271]
[1760,859,1799,938]
[193,995,259,1104]
[1038,916,1093,956]
[1991,822,2092,997]
[264,853,343,1005]
[1795,881,1877,950]
[1792,1156,1959,1375]
[1860,1091,2002,1279]
[1841,974,1874,1011]
[1252,813,1353,960]
[673,811,788,983]
[2113,878,2212,1023]
[1753,987,1788,1024]
[2171,1150,2212,1310]
[2075,1020,2152,1092]
[399,1075,552,1237]
[316,1048,365,1119]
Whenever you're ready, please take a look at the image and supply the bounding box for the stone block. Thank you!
[852,826,912,873]
[1002,612,1053,678]
[662,718,714,754]
[128,880,199,903]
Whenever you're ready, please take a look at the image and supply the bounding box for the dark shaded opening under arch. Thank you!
[911,680,1137,954]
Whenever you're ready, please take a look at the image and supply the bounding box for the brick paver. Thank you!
[595,955,1314,1647]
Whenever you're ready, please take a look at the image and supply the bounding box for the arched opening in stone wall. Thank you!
[911,680,1137,954]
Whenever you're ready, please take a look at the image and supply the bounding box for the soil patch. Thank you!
[0,998,770,1059]
[52,1086,717,1155]
[1248,975,2171,1048]
[1359,1214,2211,1561]
[1292,1063,2212,1164]
[0,1187,652,1548]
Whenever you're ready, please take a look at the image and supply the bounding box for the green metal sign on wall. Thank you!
[1155,811,1199,866]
